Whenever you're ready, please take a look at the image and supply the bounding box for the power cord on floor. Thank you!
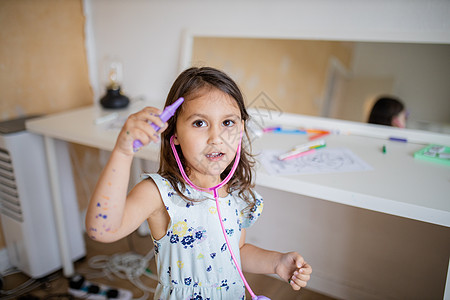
[80,248,157,300]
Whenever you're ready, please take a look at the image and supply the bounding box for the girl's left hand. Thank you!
[275,252,312,290]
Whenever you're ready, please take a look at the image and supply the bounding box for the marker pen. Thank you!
[262,126,281,133]
[278,140,326,160]
[389,136,407,143]
[309,131,330,141]
[281,148,316,160]
[263,127,307,134]
[272,128,307,134]
[150,97,184,131]
[306,129,327,134]
[133,97,184,152]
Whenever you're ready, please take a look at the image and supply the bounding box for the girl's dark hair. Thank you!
[368,96,405,126]
[158,67,257,208]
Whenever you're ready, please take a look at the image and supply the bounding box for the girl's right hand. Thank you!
[114,107,168,156]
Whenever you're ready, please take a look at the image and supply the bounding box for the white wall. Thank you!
[84,1,450,299]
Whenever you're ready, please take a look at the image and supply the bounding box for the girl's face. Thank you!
[174,88,243,184]
[391,110,407,128]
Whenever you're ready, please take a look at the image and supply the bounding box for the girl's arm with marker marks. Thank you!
[85,107,167,242]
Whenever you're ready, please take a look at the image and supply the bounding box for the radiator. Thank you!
[0,116,85,278]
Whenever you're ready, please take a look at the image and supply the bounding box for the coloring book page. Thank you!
[259,148,373,175]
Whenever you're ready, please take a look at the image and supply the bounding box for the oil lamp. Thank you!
[99,59,130,109]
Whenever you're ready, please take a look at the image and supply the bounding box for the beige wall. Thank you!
[192,37,353,117]
[0,0,94,248]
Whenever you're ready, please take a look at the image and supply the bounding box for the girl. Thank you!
[368,96,407,128]
[86,67,312,299]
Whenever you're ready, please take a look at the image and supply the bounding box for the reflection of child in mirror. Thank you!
[368,96,407,128]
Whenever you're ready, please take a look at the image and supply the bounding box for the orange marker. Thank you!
[306,129,327,134]
[309,131,330,140]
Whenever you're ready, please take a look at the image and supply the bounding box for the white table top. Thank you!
[26,104,450,227]
[25,103,161,160]
[252,132,450,227]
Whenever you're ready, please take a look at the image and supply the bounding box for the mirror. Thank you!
[185,36,450,134]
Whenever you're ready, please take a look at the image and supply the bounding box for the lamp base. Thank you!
[100,87,130,109]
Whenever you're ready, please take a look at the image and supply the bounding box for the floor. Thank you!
[1,231,338,300]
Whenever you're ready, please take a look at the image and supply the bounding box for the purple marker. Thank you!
[133,97,184,152]
[389,136,407,143]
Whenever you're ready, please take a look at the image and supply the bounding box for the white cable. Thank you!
[86,249,156,299]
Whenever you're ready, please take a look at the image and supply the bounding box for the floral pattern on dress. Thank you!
[167,222,208,249]
[144,173,263,300]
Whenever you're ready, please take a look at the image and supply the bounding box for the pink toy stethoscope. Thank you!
[170,133,270,300]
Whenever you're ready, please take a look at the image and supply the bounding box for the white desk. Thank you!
[253,132,450,227]
[26,103,161,160]
[247,109,450,227]
[26,105,450,296]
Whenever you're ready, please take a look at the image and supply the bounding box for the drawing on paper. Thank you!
[259,148,373,175]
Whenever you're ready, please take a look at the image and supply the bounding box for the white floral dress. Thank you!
[144,174,263,300]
